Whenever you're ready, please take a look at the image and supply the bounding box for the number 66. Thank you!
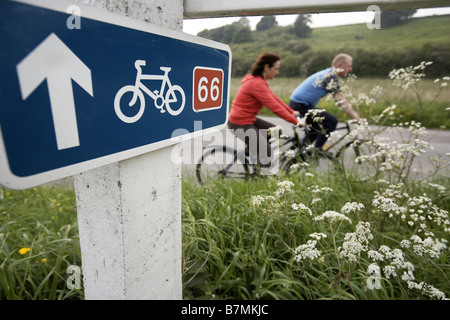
[198,76,220,102]
[193,67,223,112]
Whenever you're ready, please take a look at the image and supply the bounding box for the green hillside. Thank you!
[301,15,450,51]
[204,15,450,78]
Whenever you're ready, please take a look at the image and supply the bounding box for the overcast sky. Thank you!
[183,7,450,35]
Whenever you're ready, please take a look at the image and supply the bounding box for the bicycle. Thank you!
[195,119,371,184]
[114,59,185,123]
[278,121,369,173]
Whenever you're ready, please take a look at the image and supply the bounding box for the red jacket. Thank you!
[228,74,298,125]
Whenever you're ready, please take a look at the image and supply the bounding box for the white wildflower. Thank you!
[314,210,352,223]
[401,270,415,282]
[309,232,327,240]
[341,202,365,214]
[407,282,446,300]
[309,185,332,193]
[251,195,265,207]
[275,180,294,197]
[338,222,372,262]
[400,240,411,249]
[383,265,397,279]
[292,203,312,216]
[372,196,400,214]
[294,240,322,262]
[409,235,442,258]
[368,250,384,262]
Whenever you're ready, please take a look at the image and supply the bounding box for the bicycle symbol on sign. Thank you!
[114,60,186,123]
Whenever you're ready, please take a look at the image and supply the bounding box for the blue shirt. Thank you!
[290,68,340,107]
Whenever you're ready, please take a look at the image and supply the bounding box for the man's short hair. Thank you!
[332,53,352,67]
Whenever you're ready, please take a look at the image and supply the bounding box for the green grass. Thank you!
[181,171,450,300]
[1,167,449,300]
[0,186,81,300]
[303,15,450,52]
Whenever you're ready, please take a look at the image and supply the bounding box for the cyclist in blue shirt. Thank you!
[289,53,365,151]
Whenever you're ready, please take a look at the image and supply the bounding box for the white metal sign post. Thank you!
[0,0,230,299]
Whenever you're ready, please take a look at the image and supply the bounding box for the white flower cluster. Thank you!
[433,76,450,88]
[314,210,352,224]
[388,61,432,90]
[372,183,450,236]
[250,195,265,207]
[381,104,397,117]
[309,185,334,194]
[341,202,365,214]
[304,108,326,124]
[275,180,295,197]
[288,161,310,174]
[292,202,312,216]
[358,135,429,178]
[338,221,373,262]
[372,195,402,216]
[294,233,328,262]
[309,232,327,240]
[368,245,414,281]
[283,149,296,159]
[349,93,376,108]
[250,194,281,215]
[401,235,447,258]
[392,120,427,137]
[294,240,322,262]
[406,281,446,300]
[406,194,450,235]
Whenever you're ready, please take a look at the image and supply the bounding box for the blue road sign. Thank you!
[0,0,231,189]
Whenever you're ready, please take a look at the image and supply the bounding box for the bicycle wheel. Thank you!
[196,146,250,184]
[114,85,145,123]
[279,137,307,173]
[165,85,185,116]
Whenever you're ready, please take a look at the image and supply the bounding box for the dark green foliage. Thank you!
[380,10,416,28]
[256,16,278,32]
[293,14,312,38]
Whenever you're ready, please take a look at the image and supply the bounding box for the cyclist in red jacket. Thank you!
[228,52,301,173]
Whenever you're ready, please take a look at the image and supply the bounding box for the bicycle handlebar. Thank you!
[135,59,146,70]
[295,116,306,128]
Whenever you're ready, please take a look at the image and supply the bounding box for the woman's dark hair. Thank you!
[251,52,280,76]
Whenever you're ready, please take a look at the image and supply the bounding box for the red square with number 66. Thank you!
[193,67,224,112]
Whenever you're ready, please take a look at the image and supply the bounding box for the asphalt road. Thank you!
[181,116,450,180]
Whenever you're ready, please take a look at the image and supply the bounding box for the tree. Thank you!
[256,16,278,32]
[237,17,250,28]
[293,14,312,38]
[198,23,252,44]
[380,10,416,28]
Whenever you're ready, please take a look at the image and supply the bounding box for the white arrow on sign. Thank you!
[16,33,93,150]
